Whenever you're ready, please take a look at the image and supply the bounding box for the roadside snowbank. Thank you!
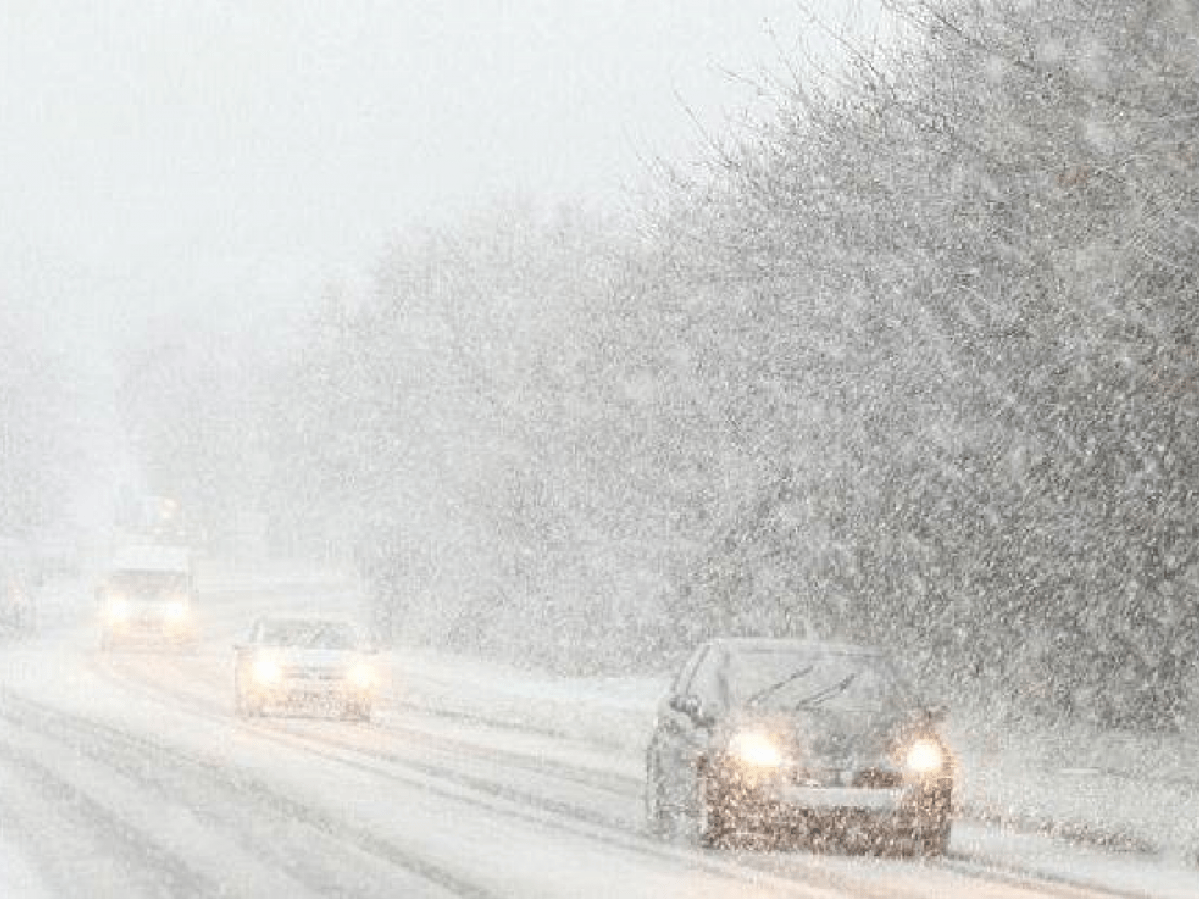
[392,648,665,759]
[950,711,1199,863]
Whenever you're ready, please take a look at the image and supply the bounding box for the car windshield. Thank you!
[259,620,359,650]
[721,647,909,713]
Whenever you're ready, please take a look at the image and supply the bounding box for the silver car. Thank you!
[645,638,954,854]
[234,617,378,721]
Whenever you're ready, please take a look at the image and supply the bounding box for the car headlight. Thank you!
[348,663,375,689]
[728,729,786,768]
[163,600,188,621]
[253,657,282,684]
[105,597,130,623]
[905,738,945,774]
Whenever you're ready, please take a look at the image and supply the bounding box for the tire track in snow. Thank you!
[87,656,883,899]
[101,649,643,806]
[0,733,220,899]
[0,693,503,899]
[937,855,1166,899]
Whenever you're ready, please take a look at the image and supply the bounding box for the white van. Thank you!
[97,544,197,650]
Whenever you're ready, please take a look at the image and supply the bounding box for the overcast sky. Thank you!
[0,1,880,340]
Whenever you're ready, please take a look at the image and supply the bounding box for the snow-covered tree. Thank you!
[630,0,1199,725]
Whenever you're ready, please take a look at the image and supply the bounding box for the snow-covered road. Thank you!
[0,577,1193,898]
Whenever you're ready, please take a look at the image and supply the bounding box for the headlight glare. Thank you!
[728,729,786,768]
[906,738,945,774]
[105,597,130,623]
[348,663,375,689]
[253,657,282,684]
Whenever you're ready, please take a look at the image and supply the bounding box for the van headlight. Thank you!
[728,729,786,768]
[253,657,282,684]
[905,738,945,774]
[105,597,130,623]
[348,663,375,689]
[163,600,188,622]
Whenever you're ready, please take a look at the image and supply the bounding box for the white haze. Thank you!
[2,2,1198,894]
[0,0,880,334]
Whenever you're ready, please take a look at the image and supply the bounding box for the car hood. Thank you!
[720,706,918,768]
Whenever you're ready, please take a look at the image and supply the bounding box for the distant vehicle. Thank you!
[645,638,954,855]
[97,544,197,650]
[233,617,377,721]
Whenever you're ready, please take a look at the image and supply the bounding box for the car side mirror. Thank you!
[669,694,714,728]
[923,703,949,723]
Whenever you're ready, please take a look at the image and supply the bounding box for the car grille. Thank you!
[793,767,903,789]
[281,666,345,682]
[852,767,904,789]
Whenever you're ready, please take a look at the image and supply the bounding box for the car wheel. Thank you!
[648,751,713,845]
[234,680,254,718]
[890,817,950,858]
[237,679,265,718]
[645,754,672,839]
[914,820,951,857]
[696,772,735,849]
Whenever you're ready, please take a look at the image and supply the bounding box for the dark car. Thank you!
[645,638,954,855]
[234,617,378,721]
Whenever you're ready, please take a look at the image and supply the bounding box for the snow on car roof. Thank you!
[110,544,191,574]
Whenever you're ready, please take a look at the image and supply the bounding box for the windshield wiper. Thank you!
[745,664,815,707]
[792,673,858,710]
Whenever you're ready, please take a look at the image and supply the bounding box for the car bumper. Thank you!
[718,773,952,823]
[756,783,952,830]
[248,683,374,705]
[776,786,906,812]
